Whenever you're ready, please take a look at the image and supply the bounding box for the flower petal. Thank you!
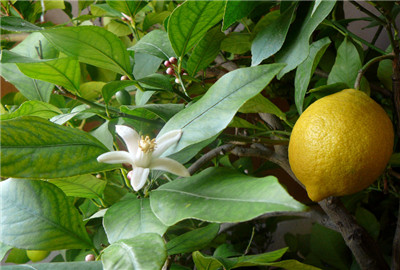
[153,129,182,158]
[150,157,190,177]
[129,167,149,191]
[97,151,134,164]
[115,125,139,154]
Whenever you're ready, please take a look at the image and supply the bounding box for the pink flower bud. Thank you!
[85,254,95,262]
[175,78,180,84]
[120,75,129,81]
[182,72,188,76]
[169,57,177,64]
[127,170,133,181]
[166,67,174,75]
[164,61,171,67]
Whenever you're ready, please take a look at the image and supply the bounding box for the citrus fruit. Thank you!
[116,89,131,105]
[288,89,394,201]
[26,250,50,262]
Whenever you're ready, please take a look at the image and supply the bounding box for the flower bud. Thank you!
[85,254,95,262]
[120,75,129,81]
[166,67,174,75]
[169,57,177,64]
[164,61,171,67]
[175,78,180,84]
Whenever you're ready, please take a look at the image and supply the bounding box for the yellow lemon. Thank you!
[288,89,394,201]
[26,250,50,262]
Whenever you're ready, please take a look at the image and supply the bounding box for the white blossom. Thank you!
[97,125,190,191]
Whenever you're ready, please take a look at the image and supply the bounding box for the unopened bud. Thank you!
[164,61,171,67]
[175,78,180,84]
[166,67,174,75]
[120,75,129,81]
[96,174,102,179]
[169,57,177,64]
[85,254,95,262]
[182,72,188,76]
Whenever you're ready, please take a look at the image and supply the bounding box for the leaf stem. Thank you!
[354,53,395,89]
[328,20,386,55]
[220,133,289,145]
[55,87,163,125]
[348,0,386,25]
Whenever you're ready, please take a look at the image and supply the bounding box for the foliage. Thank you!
[0,1,399,270]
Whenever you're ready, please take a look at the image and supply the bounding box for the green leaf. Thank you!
[121,104,184,122]
[222,1,259,30]
[239,93,286,121]
[1,261,103,270]
[42,26,131,75]
[167,223,219,255]
[157,64,285,156]
[102,233,167,270]
[229,117,265,131]
[167,1,225,57]
[328,37,362,88]
[251,4,296,66]
[309,82,349,99]
[0,242,12,261]
[0,16,42,32]
[355,207,380,240]
[377,57,392,91]
[106,0,148,18]
[129,30,176,60]
[137,73,173,92]
[143,11,171,31]
[0,33,57,102]
[192,251,224,270]
[276,1,335,78]
[103,198,168,243]
[4,248,29,264]
[193,248,307,270]
[102,80,137,104]
[1,116,117,179]
[0,100,62,121]
[150,167,306,226]
[187,26,225,76]
[48,174,107,199]
[310,224,351,270]
[221,33,251,55]
[294,37,331,114]
[0,178,92,250]
[15,57,81,94]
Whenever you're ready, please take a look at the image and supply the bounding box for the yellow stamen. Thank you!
[139,135,156,153]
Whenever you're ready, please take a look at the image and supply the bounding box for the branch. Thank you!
[232,143,389,269]
[354,53,395,90]
[55,87,163,126]
[319,198,389,270]
[188,144,236,175]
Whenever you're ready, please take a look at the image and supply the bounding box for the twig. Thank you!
[354,53,395,89]
[220,133,289,145]
[188,144,236,175]
[55,87,163,126]
[319,198,389,270]
[348,0,386,26]
[328,20,386,55]
[231,137,389,269]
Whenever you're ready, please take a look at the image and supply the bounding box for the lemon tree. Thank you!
[0,1,399,270]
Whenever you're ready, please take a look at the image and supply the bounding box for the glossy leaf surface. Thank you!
[0,179,92,250]
[151,167,306,226]
[168,1,225,57]
[49,174,107,199]
[42,26,131,75]
[275,1,335,77]
[104,198,168,243]
[158,64,285,156]
[102,233,166,270]
[1,116,117,179]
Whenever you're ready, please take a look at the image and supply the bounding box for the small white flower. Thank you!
[97,125,190,191]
